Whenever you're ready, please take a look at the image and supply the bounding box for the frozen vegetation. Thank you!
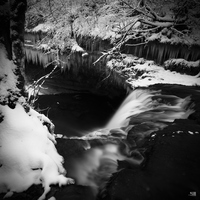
[25,0,200,89]
[26,0,200,46]
[106,55,200,88]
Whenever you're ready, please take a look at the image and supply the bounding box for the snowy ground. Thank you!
[106,55,200,88]
[127,62,200,87]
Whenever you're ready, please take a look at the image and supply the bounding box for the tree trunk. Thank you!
[0,0,27,105]
[0,0,12,59]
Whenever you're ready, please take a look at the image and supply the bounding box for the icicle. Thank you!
[25,47,57,68]
[125,39,200,64]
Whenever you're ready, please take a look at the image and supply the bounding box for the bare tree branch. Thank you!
[48,0,58,23]
[125,42,148,46]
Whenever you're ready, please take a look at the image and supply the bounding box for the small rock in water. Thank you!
[188,131,194,135]
[109,128,126,137]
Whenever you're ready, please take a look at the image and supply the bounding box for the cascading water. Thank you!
[105,89,160,129]
[64,88,194,195]
[106,89,193,130]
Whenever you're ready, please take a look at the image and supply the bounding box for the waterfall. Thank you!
[66,88,194,194]
[105,89,194,130]
[106,89,159,129]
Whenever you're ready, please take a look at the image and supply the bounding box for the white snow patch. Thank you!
[165,59,200,68]
[71,43,85,53]
[32,23,53,33]
[40,44,50,50]
[54,134,64,139]
[48,197,56,200]
[107,55,200,87]
[0,103,74,199]
[126,61,200,87]
[147,32,196,45]
[151,134,156,138]
[176,131,183,134]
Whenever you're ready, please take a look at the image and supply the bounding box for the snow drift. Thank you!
[0,103,74,199]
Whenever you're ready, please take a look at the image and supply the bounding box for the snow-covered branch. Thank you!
[26,48,68,106]
[93,0,190,65]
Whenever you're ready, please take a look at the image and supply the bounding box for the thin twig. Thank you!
[93,52,108,65]
[125,42,148,46]
[134,26,160,32]
[120,0,135,9]
[170,27,184,35]
[48,0,58,23]
[27,64,58,106]
[101,71,112,82]
[127,35,145,41]
[116,18,141,49]
[97,70,112,88]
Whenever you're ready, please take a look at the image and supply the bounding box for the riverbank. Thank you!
[25,0,200,92]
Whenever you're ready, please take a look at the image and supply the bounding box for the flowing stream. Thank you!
[58,88,194,194]
[106,89,193,129]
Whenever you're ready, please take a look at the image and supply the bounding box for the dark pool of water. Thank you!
[36,92,122,137]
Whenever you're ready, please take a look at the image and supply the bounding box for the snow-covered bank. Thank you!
[0,103,74,199]
[164,58,200,75]
[127,63,200,87]
[106,55,200,88]
[0,45,74,200]
[24,0,200,93]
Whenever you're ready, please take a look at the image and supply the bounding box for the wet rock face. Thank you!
[127,123,157,147]
[100,120,200,200]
